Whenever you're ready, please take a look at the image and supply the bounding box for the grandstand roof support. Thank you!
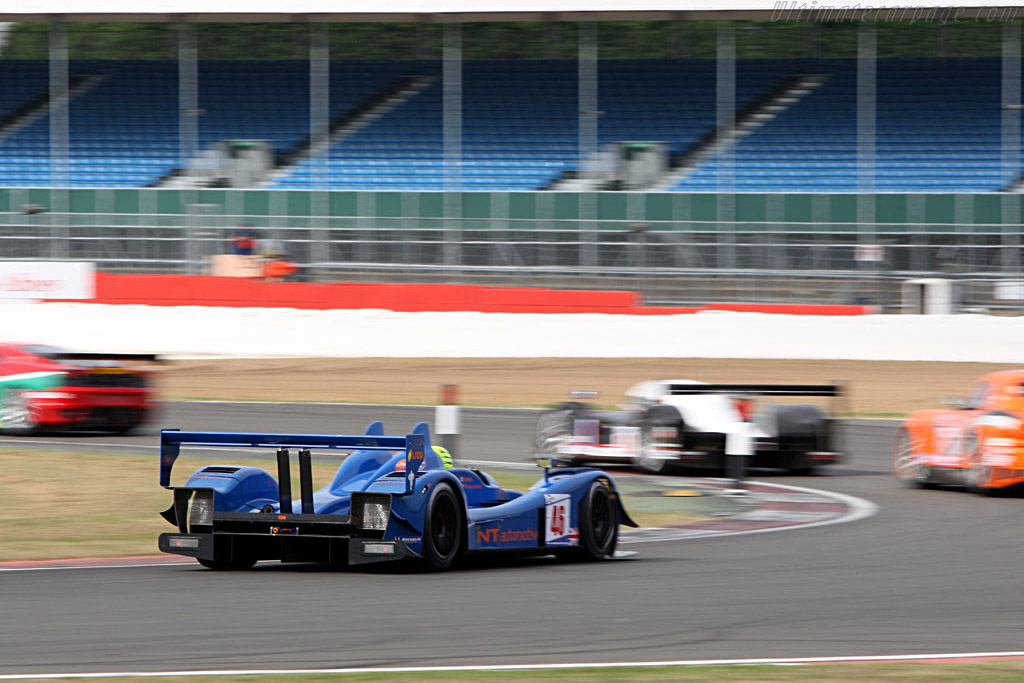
[578,20,598,267]
[856,22,877,266]
[48,19,69,260]
[1001,21,1021,270]
[716,21,736,270]
[310,22,331,265]
[442,22,462,266]
[856,21,876,194]
[176,22,202,274]
[177,23,198,172]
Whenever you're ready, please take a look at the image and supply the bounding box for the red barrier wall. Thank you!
[45,273,874,315]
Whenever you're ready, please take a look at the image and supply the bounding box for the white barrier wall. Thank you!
[0,262,94,300]
[3,303,1023,363]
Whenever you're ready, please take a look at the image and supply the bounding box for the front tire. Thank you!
[962,431,996,496]
[634,423,668,474]
[577,479,618,560]
[422,483,464,571]
[0,390,38,435]
[535,410,574,466]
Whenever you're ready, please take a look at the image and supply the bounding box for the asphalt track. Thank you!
[4,402,1024,676]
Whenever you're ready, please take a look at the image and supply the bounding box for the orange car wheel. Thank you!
[893,428,934,489]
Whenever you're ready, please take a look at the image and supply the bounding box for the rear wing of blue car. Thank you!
[159,428,427,510]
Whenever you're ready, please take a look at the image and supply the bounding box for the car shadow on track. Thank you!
[203,551,652,576]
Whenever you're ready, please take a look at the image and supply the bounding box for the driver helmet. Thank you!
[433,445,454,469]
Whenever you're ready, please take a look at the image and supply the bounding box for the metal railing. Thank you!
[1,211,1022,312]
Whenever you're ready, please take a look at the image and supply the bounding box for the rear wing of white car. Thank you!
[666,383,848,421]
[666,384,842,397]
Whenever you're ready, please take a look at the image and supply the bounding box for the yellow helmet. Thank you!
[433,445,454,469]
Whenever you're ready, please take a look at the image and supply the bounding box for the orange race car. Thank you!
[894,370,1024,493]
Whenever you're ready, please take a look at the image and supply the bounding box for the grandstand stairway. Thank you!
[262,74,434,188]
[0,74,105,144]
[656,74,825,190]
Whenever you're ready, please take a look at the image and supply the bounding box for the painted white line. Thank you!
[618,479,878,545]
[4,651,1024,679]
[0,562,194,573]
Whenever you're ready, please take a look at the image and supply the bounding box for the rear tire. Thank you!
[422,483,464,571]
[771,404,828,473]
[893,427,933,489]
[0,390,38,435]
[633,423,667,474]
[577,479,618,560]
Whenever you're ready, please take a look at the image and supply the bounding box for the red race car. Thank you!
[894,369,1024,494]
[0,343,158,434]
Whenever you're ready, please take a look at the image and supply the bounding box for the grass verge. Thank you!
[11,662,1024,682]
[0,449,707,561]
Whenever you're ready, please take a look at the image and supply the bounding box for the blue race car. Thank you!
[158,421,637,571]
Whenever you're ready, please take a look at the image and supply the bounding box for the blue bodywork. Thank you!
[158,421,636,567]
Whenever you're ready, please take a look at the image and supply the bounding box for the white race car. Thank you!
[534,380,845,475]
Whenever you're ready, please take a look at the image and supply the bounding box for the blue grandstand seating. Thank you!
[672,57,1015,192]
[0,57,1017,191]
[0,60,409,187]
[269,59,790,190]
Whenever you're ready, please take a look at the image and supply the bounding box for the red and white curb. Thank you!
[622,479,878,544]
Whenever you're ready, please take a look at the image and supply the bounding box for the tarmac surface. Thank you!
[3,403,1023,676]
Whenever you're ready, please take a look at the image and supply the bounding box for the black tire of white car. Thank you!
[769,403,826,474]
[422,483,464,571]
[577,479,618,560]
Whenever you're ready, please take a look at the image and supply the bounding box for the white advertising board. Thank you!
[0,262,95,300]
